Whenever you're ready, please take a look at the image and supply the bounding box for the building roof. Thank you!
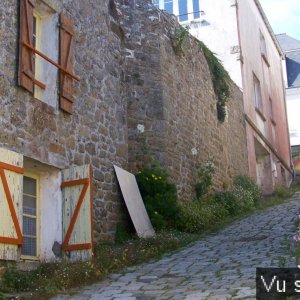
[253,0,284,58]
[276,33,300,88]
[276,33,300,52]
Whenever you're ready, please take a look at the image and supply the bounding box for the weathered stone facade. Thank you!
[0,0,249,246]
[0,0,128,241]
[120,0,249,200]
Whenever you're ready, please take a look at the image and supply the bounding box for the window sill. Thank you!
[20,255,40,261]
[255,107,266,121]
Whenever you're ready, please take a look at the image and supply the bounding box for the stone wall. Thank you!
[0,0,128,240]
[120,0,249,200]
[0,0,249,243]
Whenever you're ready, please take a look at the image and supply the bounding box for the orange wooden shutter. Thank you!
[18,0,35,93]
[0,148,23,261]
[61,164,94,261]
[59,14,75,114]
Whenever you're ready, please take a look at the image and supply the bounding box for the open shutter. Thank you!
[61,164,93,261]
[59,14,75,114]
[0,148,23,260]
[18,0,35,93]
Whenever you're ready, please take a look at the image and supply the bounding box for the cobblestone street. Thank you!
[52,193,300,300]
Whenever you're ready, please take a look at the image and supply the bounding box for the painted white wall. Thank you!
[286,87,300,146]
[153,0,242,87]
[185,0,243,88]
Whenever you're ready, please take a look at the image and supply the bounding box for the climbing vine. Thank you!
[171,25,190,56]
[198,41,230,122]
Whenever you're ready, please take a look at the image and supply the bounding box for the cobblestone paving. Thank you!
[52,193,300,300]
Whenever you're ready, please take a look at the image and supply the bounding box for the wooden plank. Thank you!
[61,165,92,261]
[22,41,80,81]
[18,0,35,93]
[114,166,155,238]
[59,14,75,114]
[0,148,23,260]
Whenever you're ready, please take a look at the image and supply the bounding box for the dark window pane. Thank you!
[23,176,36,196]
[193,0,200,19]
[178,0,188,21]
[22,237,37,257]
[164,0,173,14]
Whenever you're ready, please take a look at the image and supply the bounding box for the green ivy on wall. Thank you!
[171,25,190,56]
[198,41,230,122]
[171,26,231,122]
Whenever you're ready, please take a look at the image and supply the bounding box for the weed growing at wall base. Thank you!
[0,231,199,299]
[195,160,215,199]
[136,164,179,230]
[179,175,261,233]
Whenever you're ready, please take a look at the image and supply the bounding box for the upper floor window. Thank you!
[253,73,263,112]
[193,0,200,19]
[18,0,79,114]
[178,0,188,22]
[154,0,201,22]
[164,0,173,15]
[260,31,269,66]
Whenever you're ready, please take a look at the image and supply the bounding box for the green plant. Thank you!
[0,268,35,292]
[274,185,293,199]
[171,25,190,56]
[195,160,215,199]
[234,175,262,206]
[136,164,179,230]
[198,41,230,122]
[177,196,228,233]
[115,223,133,245]
[213,186,255,216]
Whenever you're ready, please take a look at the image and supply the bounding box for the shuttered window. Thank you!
[253,73,263,112]
[18,0,79,113]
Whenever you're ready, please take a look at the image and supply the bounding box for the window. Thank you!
[153,0,159,8]
[22,174,39,258]
[18,0,79,114]
[33,12,42,100]
[164,0,173,14]
[269,97,275,122]
[260,31,269,66]
[178,0,188,22]
[154,0,201,22]
[193,0,200,19]
[253,73,263,112]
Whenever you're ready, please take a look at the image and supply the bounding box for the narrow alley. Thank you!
[52,193,300,300]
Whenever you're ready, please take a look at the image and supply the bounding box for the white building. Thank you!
[153,0,243,88]
[277,33,300,172]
